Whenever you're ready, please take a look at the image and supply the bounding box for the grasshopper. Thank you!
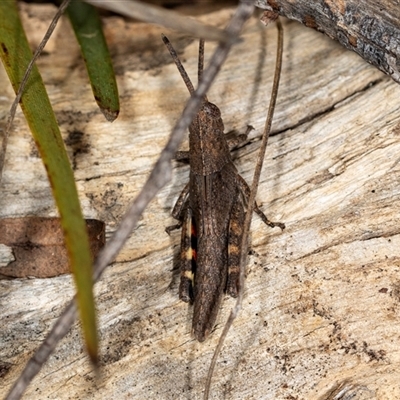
[164,35,284,342]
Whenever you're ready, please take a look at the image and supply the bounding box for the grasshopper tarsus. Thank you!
[165,223,182,235]
[254,207,285,230]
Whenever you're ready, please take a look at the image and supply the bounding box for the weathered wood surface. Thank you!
[1,3,400,399]
[256,0,400,84]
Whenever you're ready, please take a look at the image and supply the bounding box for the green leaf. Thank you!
[67,0,119,121]
[0,0,98,363]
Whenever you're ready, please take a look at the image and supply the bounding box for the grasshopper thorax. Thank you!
[189,100,231,176]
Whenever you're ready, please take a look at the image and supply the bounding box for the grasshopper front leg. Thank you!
[165,182,190,234]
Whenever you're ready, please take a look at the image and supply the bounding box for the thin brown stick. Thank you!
[203,16,284,400]
[0,0,71,184]
[5,2,257,399]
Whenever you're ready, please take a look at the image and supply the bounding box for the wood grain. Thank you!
[1,4,400,399]
[256,0,400,84]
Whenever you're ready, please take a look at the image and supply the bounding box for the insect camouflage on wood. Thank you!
[163,35,285,342]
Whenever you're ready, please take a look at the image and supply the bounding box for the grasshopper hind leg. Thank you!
[178,207,196,303]
[226,195,246,297]
[166,183,195,302]
[226,174,285,297]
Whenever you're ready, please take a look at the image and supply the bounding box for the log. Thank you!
[1,3,400,399]
[256,0,400,84]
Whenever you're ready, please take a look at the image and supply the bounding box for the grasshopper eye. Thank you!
[204,102,221,119]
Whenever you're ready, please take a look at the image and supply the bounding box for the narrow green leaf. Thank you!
[67,0,119,122]
[0,0,98,362]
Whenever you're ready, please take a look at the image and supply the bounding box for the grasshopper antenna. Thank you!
[203,15,284,400]
[162,34,195,95]
[162,34,208,103]
[197,39,208,102]
[198,39,204,83]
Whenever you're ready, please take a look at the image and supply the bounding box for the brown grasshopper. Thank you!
[164,35,284,342]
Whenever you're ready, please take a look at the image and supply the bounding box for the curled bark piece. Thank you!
[256,0,400,84]
[0,218,105,278]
